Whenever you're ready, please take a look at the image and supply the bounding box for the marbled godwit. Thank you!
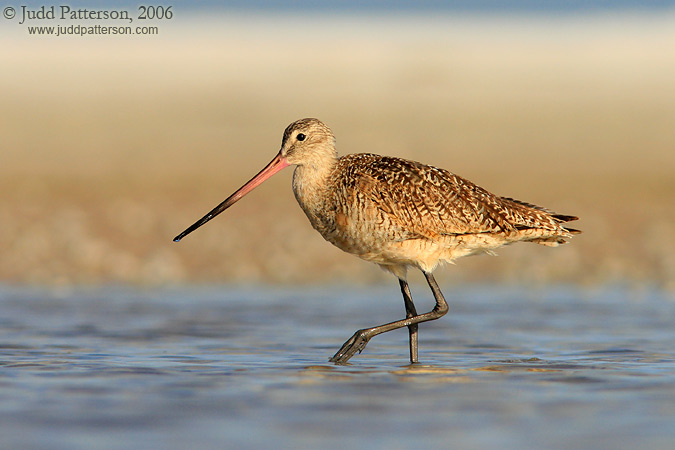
[174,118,580,364]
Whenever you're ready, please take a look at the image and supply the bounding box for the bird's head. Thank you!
[280,118,337,169]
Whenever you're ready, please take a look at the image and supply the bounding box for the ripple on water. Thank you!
[0,285,674,449]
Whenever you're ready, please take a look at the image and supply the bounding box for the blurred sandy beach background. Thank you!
[1,6,674,289]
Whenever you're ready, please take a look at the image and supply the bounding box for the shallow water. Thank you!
[1,284,674,449]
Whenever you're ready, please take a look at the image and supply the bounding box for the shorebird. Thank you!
[174,118,580,364]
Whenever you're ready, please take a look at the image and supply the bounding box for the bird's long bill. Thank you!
[173,152,289,242]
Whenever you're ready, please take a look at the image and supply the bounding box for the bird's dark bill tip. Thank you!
[173,235,183,243]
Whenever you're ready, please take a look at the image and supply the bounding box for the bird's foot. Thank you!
[329,329,372,364]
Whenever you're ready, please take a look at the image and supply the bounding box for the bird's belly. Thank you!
[318,216,451,271]
[302,196,515,272]
[322,220,514,272]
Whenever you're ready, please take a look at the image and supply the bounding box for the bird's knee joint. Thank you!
[434,303,449,316]
[357,328,371,338]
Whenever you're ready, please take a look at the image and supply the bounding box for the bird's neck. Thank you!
[291,155,338,226]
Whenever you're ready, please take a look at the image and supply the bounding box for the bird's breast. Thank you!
[292,160,442,267]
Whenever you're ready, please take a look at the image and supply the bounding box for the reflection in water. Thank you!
[0,285,674,449]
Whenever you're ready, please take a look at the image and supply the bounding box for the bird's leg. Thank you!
[330,272,449,364]
[399,278,419,364]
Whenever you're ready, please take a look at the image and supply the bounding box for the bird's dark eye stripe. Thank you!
[297,133,306,141]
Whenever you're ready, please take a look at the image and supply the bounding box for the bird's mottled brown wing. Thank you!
[337,154,525,241]
[498,197,577,232]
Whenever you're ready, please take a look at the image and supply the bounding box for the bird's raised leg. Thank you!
[330,272,448,364]
[399,278,419,364]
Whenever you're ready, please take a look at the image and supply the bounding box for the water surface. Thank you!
[1,284,674,449]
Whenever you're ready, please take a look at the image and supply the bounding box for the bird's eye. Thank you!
[296,133,306,141]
